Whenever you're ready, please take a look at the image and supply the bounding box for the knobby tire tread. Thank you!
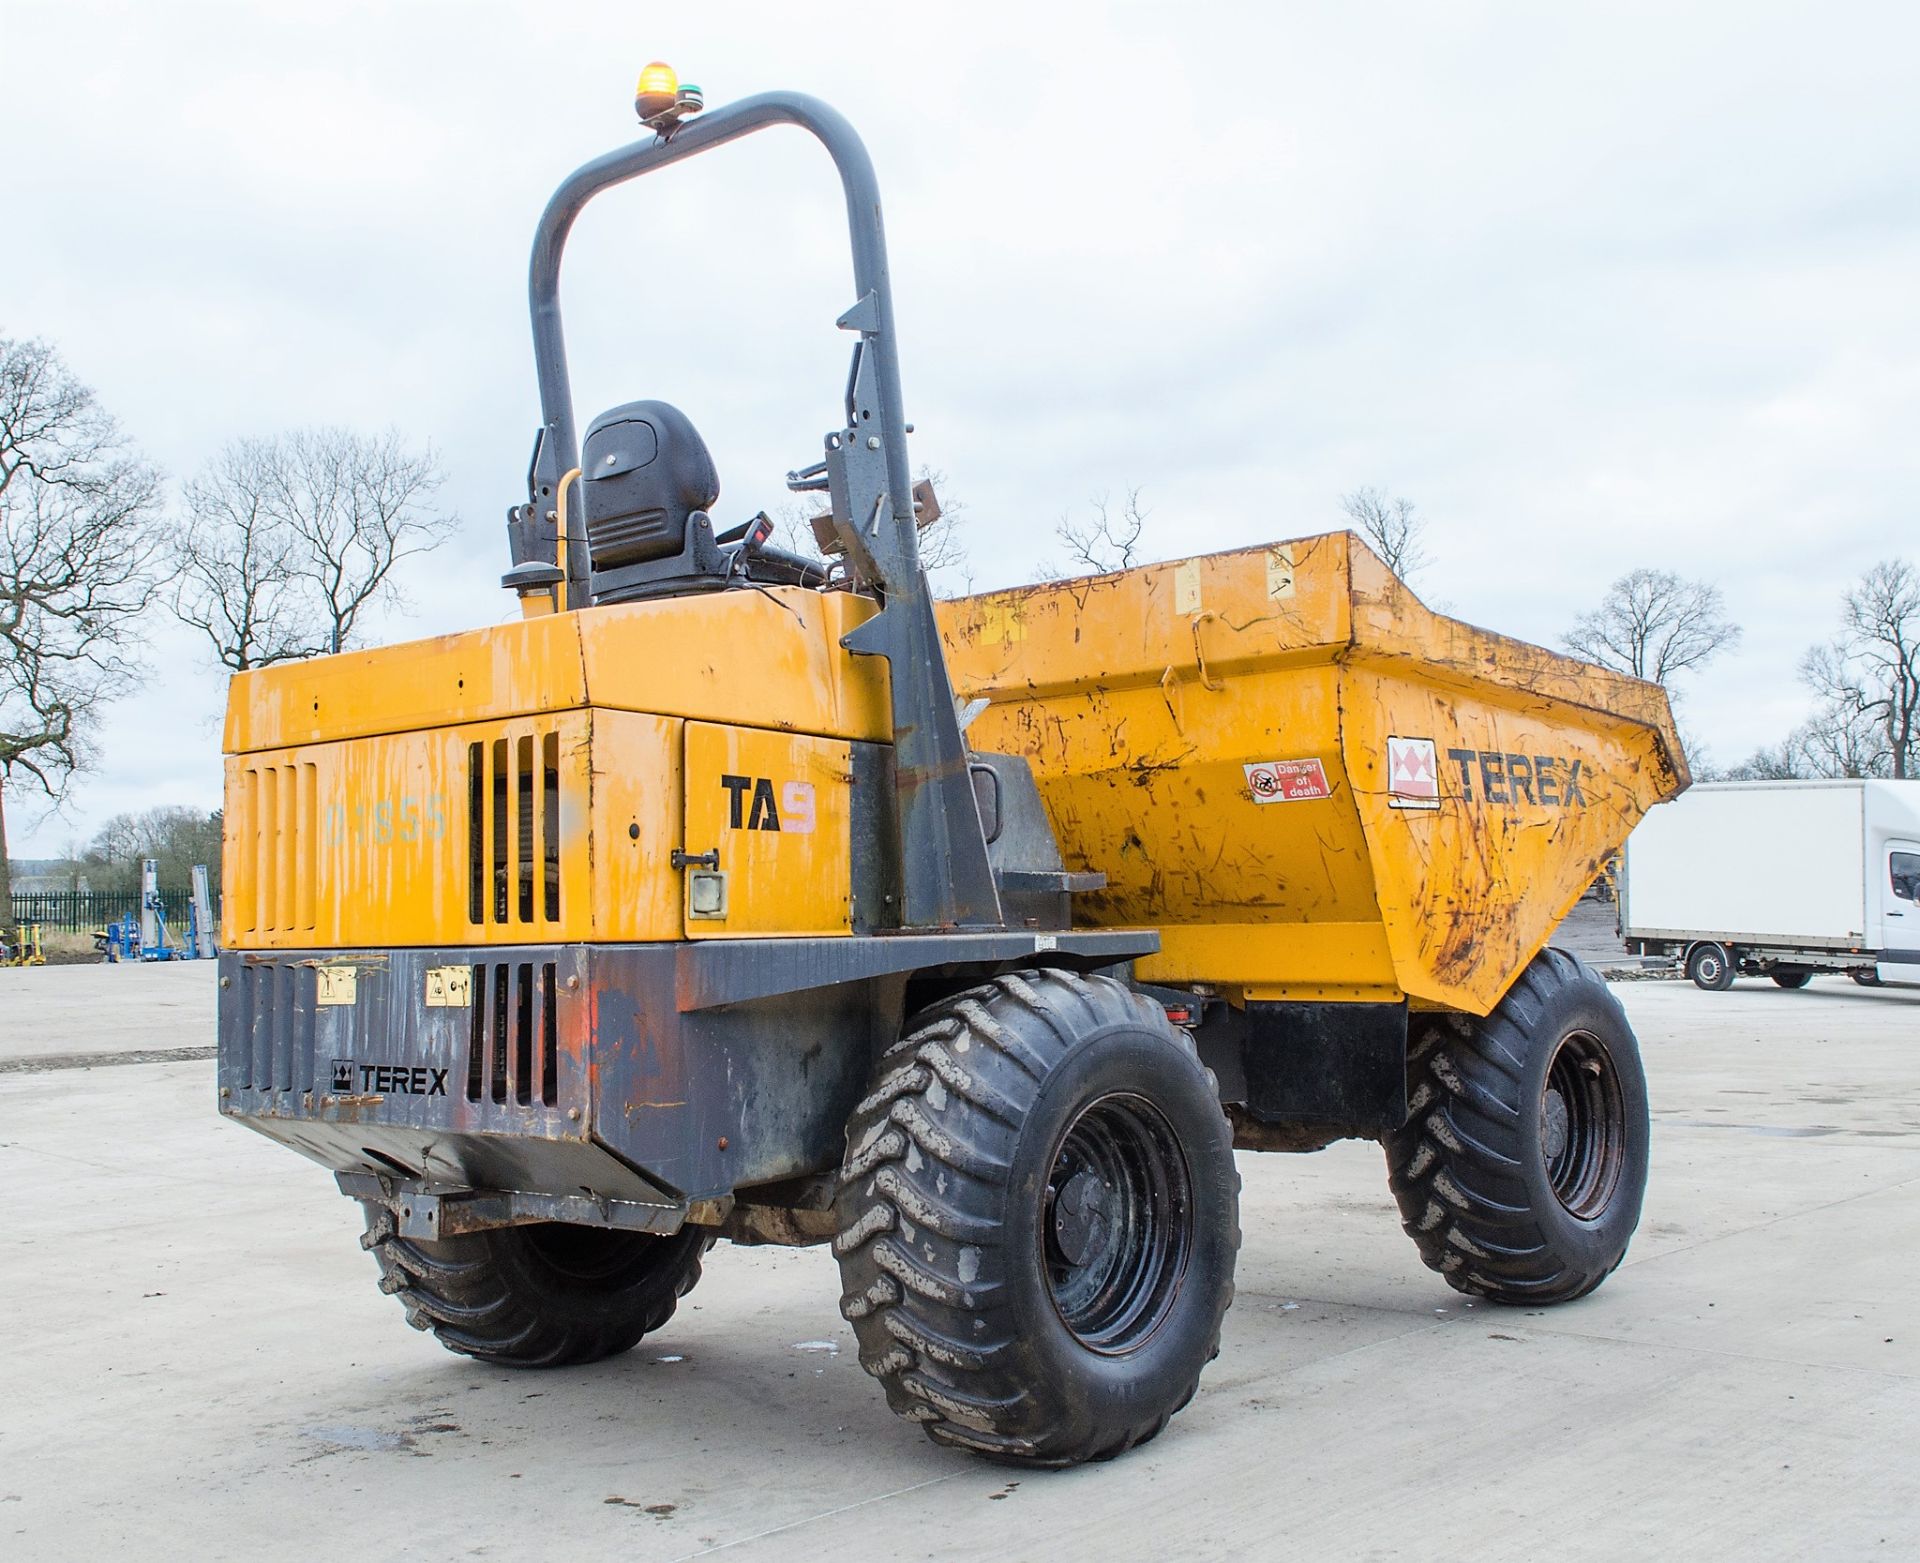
[834,968,1237,1467]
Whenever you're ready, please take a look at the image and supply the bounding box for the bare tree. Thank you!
[85,810,147,878]
[170,427,456,667]
[0,335,165,916]
[1340,487,1430,582]
[171,439,309,670]
[1797,559,1919,779]
[278,428,456,653]
[1563,569,1742,684]
[1787,693,1888,779]
[83,804,224,897]
[1714,741,1811,782]
[1035,488,1151,581]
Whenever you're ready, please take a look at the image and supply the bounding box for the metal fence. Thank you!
[8,890,201,935]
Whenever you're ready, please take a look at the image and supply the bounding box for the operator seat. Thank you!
[578,399,722,603]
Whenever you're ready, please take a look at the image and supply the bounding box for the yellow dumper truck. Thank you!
[216,72,1687,1466]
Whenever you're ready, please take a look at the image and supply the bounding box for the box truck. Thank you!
[1620,779,1920,989]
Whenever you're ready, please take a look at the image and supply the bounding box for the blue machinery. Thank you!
[99,860,218,963]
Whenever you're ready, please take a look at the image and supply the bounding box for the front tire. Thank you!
[833,970,1239,1466]
[1687,943,1735,990]
[1385,949,1650,1305]
[360,1207,709,1366]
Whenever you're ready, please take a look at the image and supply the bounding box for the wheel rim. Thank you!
[1539,1030,1627,1220]
[1041,1092,1194,1354]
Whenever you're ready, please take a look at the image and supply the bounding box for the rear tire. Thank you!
[1771,968,1813,989]
[360,1206,709,1366]
[1687,943,1735,990]
[833,969,1239,1467]
[1385,948,1650,1305]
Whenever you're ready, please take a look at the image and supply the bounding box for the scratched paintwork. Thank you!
[939,531,1687,1016]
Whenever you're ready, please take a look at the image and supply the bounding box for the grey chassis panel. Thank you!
[217,931,1158,1211]
[673,927,1157,1010]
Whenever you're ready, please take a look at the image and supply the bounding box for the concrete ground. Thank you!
[2,963,1915,1562]
[1547,894,1639,971]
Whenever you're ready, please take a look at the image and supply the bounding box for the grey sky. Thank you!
[5,0,1918,854]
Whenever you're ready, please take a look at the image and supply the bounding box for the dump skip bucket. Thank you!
[940,531,1687,1016]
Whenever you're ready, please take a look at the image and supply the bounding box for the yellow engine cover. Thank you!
[221,587,886,950]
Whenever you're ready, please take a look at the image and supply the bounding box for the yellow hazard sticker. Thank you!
[1266,546,1296,600]
[424,965,472,1008]
[315,966,358,1006]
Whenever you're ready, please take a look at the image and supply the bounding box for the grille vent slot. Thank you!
[468,731,562,927]
[234,960,316,1091]
[465,961,558,1106]
[237,762,318,934]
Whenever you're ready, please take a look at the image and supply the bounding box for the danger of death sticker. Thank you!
[1243,758,1332,803]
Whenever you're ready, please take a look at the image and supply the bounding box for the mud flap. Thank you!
[1198,1001,1409,1135]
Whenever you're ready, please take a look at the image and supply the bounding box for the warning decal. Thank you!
[1387,736,1441,810]
[1243,758,1332,804]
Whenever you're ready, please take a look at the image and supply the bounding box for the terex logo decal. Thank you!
[1387,736,1441,810]
[330,1059,448,1096]
[719,774,817,833]
[1445,749,1587,808]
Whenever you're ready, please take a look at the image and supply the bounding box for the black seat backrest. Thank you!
[578,400,719,573]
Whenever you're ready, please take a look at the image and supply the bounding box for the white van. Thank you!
[1620,779,1920,989]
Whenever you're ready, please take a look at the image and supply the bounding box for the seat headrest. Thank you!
[578,400,719,572]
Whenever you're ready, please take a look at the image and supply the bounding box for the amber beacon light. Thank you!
[635,61,703,129]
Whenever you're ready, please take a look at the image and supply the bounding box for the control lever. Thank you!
[715,513,776,550]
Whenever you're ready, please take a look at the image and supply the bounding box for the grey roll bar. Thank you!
[517,90,1001,930]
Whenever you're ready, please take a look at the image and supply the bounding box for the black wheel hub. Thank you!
[1540,1088,1570,1162]
[1540,1030,1627,1220]
[1042,1093,1193,1355]
[1051,1168,1113,1267]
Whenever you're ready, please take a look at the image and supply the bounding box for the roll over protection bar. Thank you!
[514,90,1001,930]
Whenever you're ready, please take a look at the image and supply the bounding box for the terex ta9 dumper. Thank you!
[216,70,1688,1466]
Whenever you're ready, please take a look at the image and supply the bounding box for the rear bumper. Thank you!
[217,928,1155,1218]
[218,944,690,1216]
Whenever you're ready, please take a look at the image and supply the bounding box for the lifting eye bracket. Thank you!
[1190,611,1225,693]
